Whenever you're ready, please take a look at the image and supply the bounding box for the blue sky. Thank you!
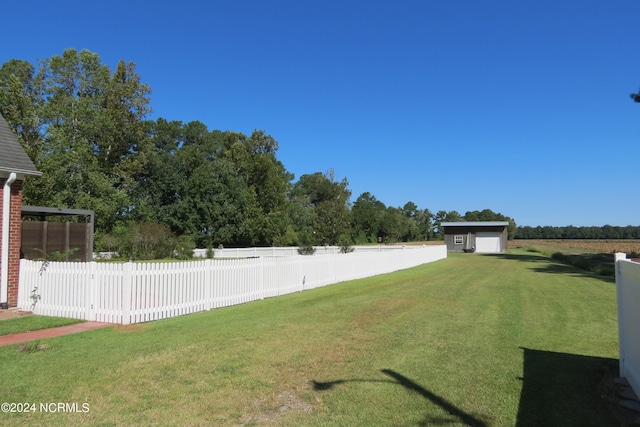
[2,1,640,227]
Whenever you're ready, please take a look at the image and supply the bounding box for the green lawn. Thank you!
[0,250,619,426]
[0,316,84,336]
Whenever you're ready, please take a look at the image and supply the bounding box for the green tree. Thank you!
[97,59,152,188]
[224,130,293,246]
[136,120,294,247]
[401,201,418,218]
[351,192,386,243]
[379,207,407,242]
[0,59,46,159]
[399,202,423,241]
[433,210,461,239]
[1,49,152,233]
[132,118,185,222]
[290,170,351,245]
[137,120,249,247]
[414,208,434,240]
[314,198,352,245]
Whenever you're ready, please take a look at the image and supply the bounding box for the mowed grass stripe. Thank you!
[0,250,619,426]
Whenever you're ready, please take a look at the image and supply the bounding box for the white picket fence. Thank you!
[94,244,431,260]
[18,245,447,325]
[615,253,640,398]
[200,244,430,258]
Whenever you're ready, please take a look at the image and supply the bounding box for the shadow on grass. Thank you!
[482,253,615,283]
[516,347,618,427]
[312,369,488,426]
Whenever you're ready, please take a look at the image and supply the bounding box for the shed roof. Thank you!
[441,221,509,227]
[0,112,41,176]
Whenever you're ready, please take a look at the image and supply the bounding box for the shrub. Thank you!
[94,232,119,253]
[338,234,354,254]
[273,225,298,247]
[174,235,196,260]
[206,247,215,259]
[33,247,80,262]
[353,231,369,245]
[117,221,177,260]
[296,231,317,255]
[297,244,316,256]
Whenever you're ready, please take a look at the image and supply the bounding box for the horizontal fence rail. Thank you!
[19,245,447,325]
[203,244,432,258]
[94,244,436,260]
[615,253,640,399]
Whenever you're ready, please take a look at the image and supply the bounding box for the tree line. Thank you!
[516,225,640,240]
[2,48,517,257]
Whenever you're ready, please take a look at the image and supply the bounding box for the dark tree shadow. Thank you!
[312,378,393,390]
[516,347,619,427]
[312,369,488,426]
[481,253,615,283]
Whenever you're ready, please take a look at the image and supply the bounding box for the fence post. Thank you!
[204,259,213,310]
[615,252,626,378]
[86,261,97,321]
[122,261,133,325]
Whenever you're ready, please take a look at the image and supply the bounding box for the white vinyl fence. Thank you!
[615,253,640,398]
[95,245,438,260]
[192,244,429,258]
[18,245,447,325]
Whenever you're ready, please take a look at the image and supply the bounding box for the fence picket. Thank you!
[120,262,131,324]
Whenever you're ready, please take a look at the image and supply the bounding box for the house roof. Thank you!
[441,221,509,227]
[0,112,41,176]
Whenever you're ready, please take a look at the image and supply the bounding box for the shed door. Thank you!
[475,231,502,253]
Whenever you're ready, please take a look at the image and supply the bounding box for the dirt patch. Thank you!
[239,392,314,425]
[274,392,314,414]
[16,342,48,352]
[0,309,32,321]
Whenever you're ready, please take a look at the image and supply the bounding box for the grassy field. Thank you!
[0,250,620,426]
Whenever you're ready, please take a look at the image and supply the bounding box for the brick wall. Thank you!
[0,181,3,306]
[0,178,23,308]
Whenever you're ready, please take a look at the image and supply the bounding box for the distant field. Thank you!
[400,239,640,254]
[510,239,640,255]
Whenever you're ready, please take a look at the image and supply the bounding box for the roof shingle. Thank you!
[0,112,40,176]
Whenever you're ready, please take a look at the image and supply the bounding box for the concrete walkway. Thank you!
[0,311,112,347]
